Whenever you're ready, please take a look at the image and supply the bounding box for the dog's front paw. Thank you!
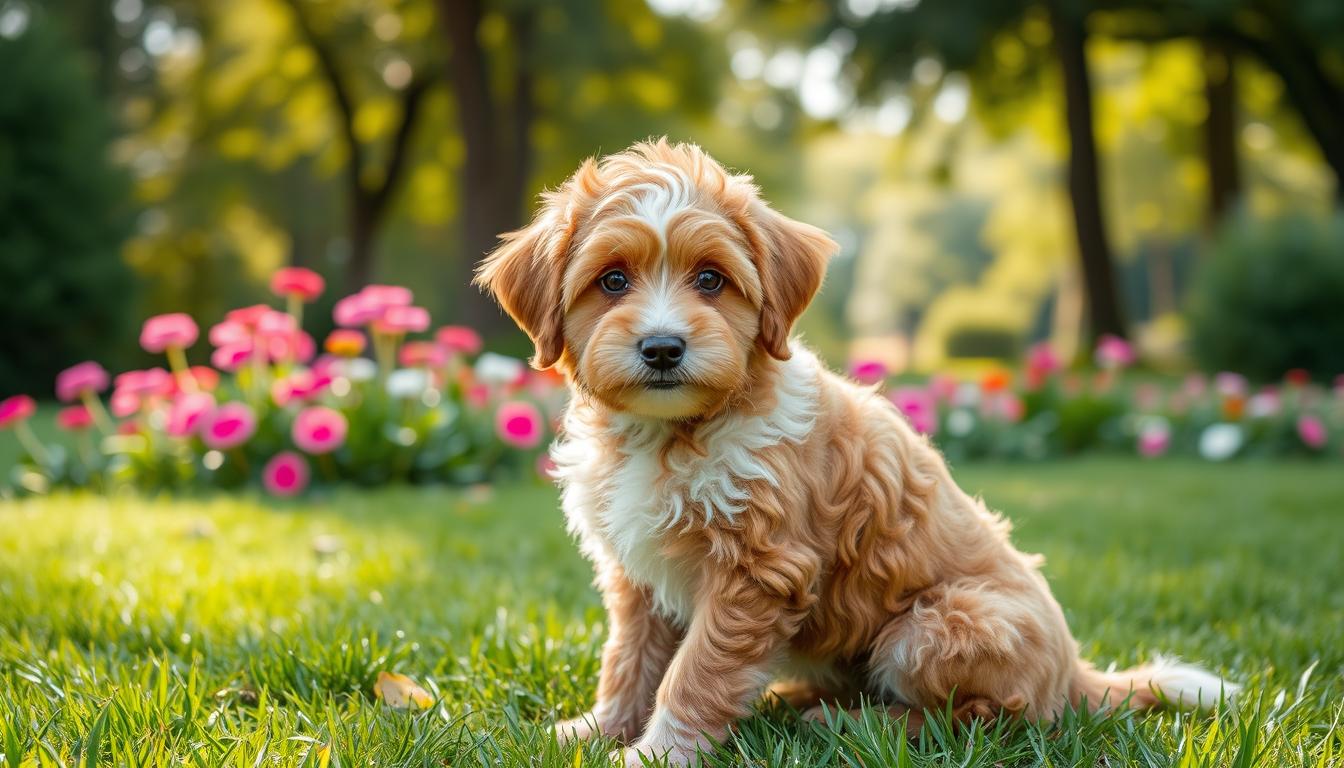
[615,739,698,767]
[554,711,641,745]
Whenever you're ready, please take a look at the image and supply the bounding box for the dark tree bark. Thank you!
[282,0,435,293]
[1202,38,1241,225]
[1049,1,1129,341]
[435,0,534,335]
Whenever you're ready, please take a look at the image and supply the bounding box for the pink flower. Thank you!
[927,374,960,403]
[166,392,216,437]
[889,387,938,435]
[1215,372,1248,398]
[212,343,253,372]
[1182,373,1207,398]
[1297,415,1328,450]
[536,452,558,480]
[1025,342,1060,388]
[848,359,888,386]
[325,329,366,357]
[110,389,140,418]
[271,369,331,407]
[226,304,272,328]
[56,361,110,402]
[183,366,220,393]
[264,329,315,363]
[333,293,382,327]
[209,320,250,347]
[1137,421,1170,458]
[400,341,446,368]
[116,368,173,398]
[361,284,412,308]
[466,383,490,409]
[0,395,36,428]
[1094,334,1134,369]
[56,404,94,431]
[270,267,325,302]
[292,406,348,454]
[436,326,483,356]
[200,402,257,450]
[140,313,199,353]
[375,305,430,335]
[262,451,311,497]
[987,392,1024,423]
[495,400,544,448]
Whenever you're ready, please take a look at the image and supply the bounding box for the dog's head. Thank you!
[477,139,836,420]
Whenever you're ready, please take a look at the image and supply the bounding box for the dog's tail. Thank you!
[1070,657,1239,713]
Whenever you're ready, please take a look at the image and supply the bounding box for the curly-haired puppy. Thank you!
[477,139,1236,766]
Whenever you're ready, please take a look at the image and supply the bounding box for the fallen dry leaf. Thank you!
[373,671,433,710]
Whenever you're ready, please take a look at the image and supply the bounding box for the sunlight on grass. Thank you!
[1,461,1342,766]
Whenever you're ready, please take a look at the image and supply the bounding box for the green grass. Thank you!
[1,460,1342,767]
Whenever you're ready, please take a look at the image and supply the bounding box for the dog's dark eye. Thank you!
[696,270,725,294]
[599,270,629,294]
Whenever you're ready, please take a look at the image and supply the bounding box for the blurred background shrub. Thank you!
[0,17,136,394]
[1189,212,1344,383]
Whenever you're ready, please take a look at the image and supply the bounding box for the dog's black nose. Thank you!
[638,336,685,371]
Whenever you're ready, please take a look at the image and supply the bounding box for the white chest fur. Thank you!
[551,348,820,623]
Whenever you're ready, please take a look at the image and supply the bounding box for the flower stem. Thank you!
[287,294,304,328]
[166,345,198,392]
[318,452,338,482]
[81,391,116,435]
[15,422,52,466]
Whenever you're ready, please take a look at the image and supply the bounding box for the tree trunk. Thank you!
[1049,2,1129,342]
[1202,38,1241,225]
[435,0,530,335]
[345,202,377,293]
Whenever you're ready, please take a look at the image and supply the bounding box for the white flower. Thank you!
[338,357,377,382]
[474,352,525,386]
[386,368,429,399]
[1199,423,1244,461]
[1247,392,1280,419]
[947,409,976,437]
[953,383,981,407]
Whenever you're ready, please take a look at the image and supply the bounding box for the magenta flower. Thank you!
[200,402,257,450]
[375,305,430,335]
[1025,343,1061,389]
[495,400,544,448]
[56,404,94,431]
[209,319,250,347]
[0,395,37,428]
[1297,415,1328,450]
[889,387,938,435]
[166,392,215,437]
[292,406,348,454]
[271,369,331,407]
[436,326,483,356]
[115,368,172,397]
[140,313,199,353]
[262,451,311,497]
[55,361,110,402]
[270,267,325,302]
[264,329,316,364]
[848,359,888,386]
[1094,334,1135,370]
[1137,421,1171,458]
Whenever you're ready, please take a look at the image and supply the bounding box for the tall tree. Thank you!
[1201,39,1241,223]
[282,0,437,291]
[835,0,1130,339]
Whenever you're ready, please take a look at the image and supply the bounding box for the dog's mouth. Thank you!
[645,380,683,391]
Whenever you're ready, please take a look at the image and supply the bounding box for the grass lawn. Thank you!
[2,460,1342,767]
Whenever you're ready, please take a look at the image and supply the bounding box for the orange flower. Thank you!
[1220,394,1246,421]
[980,369,1011,393]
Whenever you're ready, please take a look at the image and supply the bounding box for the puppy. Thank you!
[477,139,1236,766]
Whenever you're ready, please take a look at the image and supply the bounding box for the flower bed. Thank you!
[858,336,1343,462]
[4,290,1342,498]
[1,268,563,497]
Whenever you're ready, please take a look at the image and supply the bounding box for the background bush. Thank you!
[1190,212,1344,382]
[0,18,136,396]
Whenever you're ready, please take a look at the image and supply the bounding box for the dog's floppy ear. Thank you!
[475,175,591,369]
[749,201,837,360]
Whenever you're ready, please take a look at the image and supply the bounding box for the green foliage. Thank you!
[0,18,136,396]
[1,462,1342,764]
[1189,213,1344,382]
